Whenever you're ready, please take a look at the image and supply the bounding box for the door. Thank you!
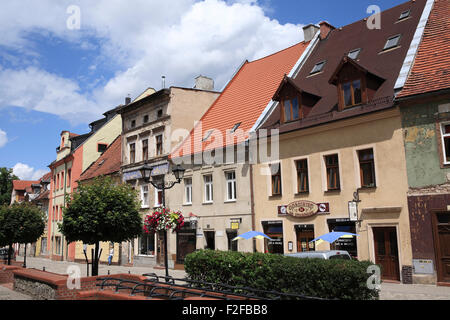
[296,228,315,252]
[204,231,215,250]
[176,227,196,263]
[373,227,400,281]
[433,212,450,283]
[156,231,165,265]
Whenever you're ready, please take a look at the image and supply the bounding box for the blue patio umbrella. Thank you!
[309,232,359,246]
[232,231,273,241]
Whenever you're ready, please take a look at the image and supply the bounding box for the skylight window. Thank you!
[310,61,326,75]
[383,35,401,50]
[348,48,361,60]
[230,122,241,133]
[399,10,410,20]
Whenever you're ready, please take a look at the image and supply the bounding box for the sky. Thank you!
[0,0,406,180]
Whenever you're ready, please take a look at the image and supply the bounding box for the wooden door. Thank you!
[373,227,400,281]
[296,229,315,252]
[176,229,196,263]
[433,212,450,283]
[156,231,164,265]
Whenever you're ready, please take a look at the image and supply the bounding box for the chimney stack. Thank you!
[319,21,335,40]
[125,96,131,105]
[194,75,214,91]
[302,24,320,42]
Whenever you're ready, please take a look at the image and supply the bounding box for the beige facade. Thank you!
[119,85,220,267]
[252,108,413,282]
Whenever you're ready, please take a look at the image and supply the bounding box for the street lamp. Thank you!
[139,163,185,281]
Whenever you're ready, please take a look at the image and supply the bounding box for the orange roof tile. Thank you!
[79,135,122,182]
[172,41,309,157]
[12,180,40,191]
[397,0,450,98]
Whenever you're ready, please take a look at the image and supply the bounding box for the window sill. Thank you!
[324,189,341,194]
[183,203,192,206]
[224,199,236,203]
[295,191,310,196]
[203,201,214,205]
[359,186,377,191]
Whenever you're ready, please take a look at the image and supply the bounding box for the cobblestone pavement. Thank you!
[380,282,450,300]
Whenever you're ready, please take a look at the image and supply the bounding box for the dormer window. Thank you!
[230,122,241,133]
[348,48,361,60]
[342,79,362,108]
[202,130,213,142]
[282,97,300,122]
[398,10,410,20]
[383,35,401,50]
[310,61,326,75]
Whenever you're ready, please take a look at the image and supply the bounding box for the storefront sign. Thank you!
[348,201,358,221]
[278,201,329,218]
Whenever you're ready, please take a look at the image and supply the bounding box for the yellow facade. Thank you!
[253,108,412,278]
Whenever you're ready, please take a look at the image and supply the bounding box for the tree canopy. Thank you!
[0,167,18,206]
[59,176,143,245]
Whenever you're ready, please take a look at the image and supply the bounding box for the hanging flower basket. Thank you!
[143,207,185,234]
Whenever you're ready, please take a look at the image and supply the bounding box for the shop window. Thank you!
[325,154,340,191]
[227,230,238,251]
[328,220,357,259]
[263,222,283,254]
[176,223,196,263]
[358,148,376,187]
[270,163,282,196]
[441,123,450,164]
[295,159,309,193]
[140,232,155,256]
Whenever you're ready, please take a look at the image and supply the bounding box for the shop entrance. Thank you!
[204,231,215,250]
[295,225,315,252]
[262,221,283,254]
[373,227,400,281]
[432,212,450,283]
[176,222,196,264]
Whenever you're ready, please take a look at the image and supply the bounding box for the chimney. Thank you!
[302,24,320,42]
[194,75,214,91]
[125,96,131,105]
[319,21,335,40]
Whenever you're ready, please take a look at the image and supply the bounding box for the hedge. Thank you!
[184,249,379,300]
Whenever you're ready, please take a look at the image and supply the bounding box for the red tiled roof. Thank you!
[39,172,52,182]
[397,0,450,98]
[79,135,121,181]
[171,41,309,157]
[12,180,40,191]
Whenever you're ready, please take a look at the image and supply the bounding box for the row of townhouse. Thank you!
[26,0,448,285]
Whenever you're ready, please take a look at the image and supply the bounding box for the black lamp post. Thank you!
[139,163,185,281]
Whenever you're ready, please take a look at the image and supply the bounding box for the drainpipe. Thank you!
[249,163,256,253]
[62,161,67,261]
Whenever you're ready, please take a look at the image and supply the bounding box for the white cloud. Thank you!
[0,0,305,122]
[12,163,48,181]
[0,129,7,147]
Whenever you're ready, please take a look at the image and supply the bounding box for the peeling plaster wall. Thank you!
[401,100,450,188]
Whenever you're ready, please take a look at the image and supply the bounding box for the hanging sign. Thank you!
[278,201,329,218]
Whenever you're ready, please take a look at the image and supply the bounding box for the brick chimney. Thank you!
[319,21,335,40]
[302,24,320,42]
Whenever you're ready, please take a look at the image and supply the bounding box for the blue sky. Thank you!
[0,0,406,180]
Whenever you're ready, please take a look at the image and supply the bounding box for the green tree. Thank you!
[0,203,46,265]
[0,167,19,206]
[59,176,142,276]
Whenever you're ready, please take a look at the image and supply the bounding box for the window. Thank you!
[60,172,64,189]
[129,143,136,164]
[154,187,163,207]
[310,61,326,74]
[143,115,149,123]
[399,10,410,20]
[282,97,300,122]
[157,109,163,118]
[441,123,450,164]
[383,35,401,50]
[227,230,238,251]
[55,236,61,255]
[142,139,148,161]
[296,159,309,193]
[59,206,63,220]
[130,120,136,129]
[358,149,376,188]
[67,169,71,188]
[231,123,241,133]
[141,185,149,208]
[342,79,362,108]
[140,232,155,255]
[53,175,56,192]
[348,48,361,60]
[270,163,282,196]
[225,171,237,201]
[156,135,163,156]
[98,143,107,153]
[184,178,192,204]
[325,154,340,190]
[202,130,213,142]
[204,175,213,203]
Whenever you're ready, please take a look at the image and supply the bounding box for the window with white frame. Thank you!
[184,178,192,204]
[141,185,149,208]
[204,174,213,203]
[441,123,450,164]
[225,171,236,201]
